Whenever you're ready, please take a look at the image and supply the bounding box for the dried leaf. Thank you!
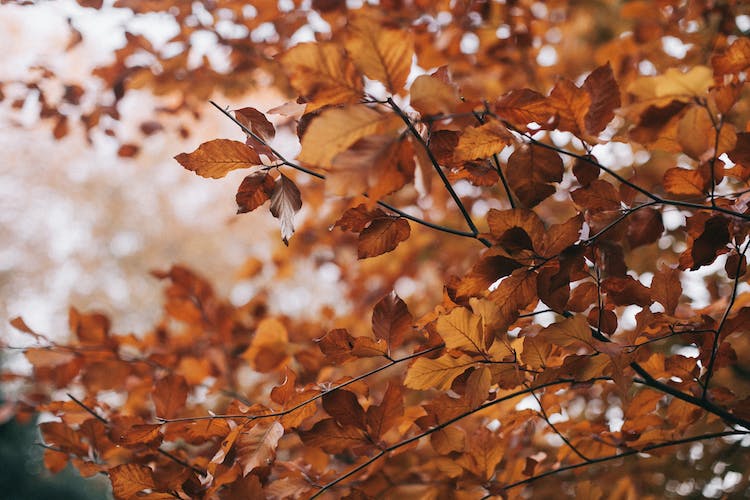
[236,421,284,476]
[269,173,303,245]
[236,173,275,214]
[404,353,475,390]
[454,119,512,161]
[357,217,410,259]
[372,291,412,352]
[109,464,157,500]
[345,15,413,94]
[175,139,261,179]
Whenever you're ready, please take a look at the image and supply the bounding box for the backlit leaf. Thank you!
[109,464,157,500]
[269,173,303,245]
[175,139,261,179]
[436,307,488,353]
[357,216,410,259]
[345,15,413,94]
[410,73,461,116]
[236,421,284,476]
[299,106,402,168]
[236,172,275,214]
[372,291,412,352]
[152,374,188,419]
[506,145,564,208]
[281,42,363,111]
[405,354,475,390]
[454,119,512,161]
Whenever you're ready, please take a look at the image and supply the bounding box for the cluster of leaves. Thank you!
[5,0,750,499]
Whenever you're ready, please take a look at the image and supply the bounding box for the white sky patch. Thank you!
[536,45,558,67]
[460,32,479,54]
[736,15,750,33]
[662,36,692,59]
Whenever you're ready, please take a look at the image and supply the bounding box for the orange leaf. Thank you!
[486,208,545,254]
[108,464,157,500]
[298,418,371,454]
[436,307,488,353]
[236,173,275,214]
[345,15,413,94]
[299,105,402,168]
[506,145,564,208]
[366,382,404,440]
[494,88,554,129]
[548,78,591,137]
[582,63,621,135]
[404,353,475,390]
[323,390,366,428]
[281,42,363,111]
[236,421,284,476]
[570,179,621,211]
[174,139,261,178]
[410,73,461,117]
[372,291,412,352]
[663,167,707,196]
[152,374,188,419]
[357,217,410,259]
[712,37,750,76]
[651,265,682,315]
[454,119,512,161]
[69,307,110,345]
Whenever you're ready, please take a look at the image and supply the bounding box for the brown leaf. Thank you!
[317,328,356,364]
[269,173,303,245]
[323,390,366,428]
[345,15,413,94]
[152,374,188,419]
[357,217,410,259]
[236,173,275,214]
[494,88,554,129]
[236,421,284,476]
[506,145,564,208]
[299,105,402,168]
[410,73,461,116]
[572,155,600,186]
[651,266,682,315]
[626,208,664,248]
[235,107,276,157]
[725,251,747,279]
[366,382,403,440]
[570,179,621,211]
[175,139,261,179]
[712,37,750,76]
[689,215,730,270]
[69,307,110,345]
[486,209,545,254]
[582,63,621,135]
[116,424,163,448]
[454,119,512,161]
[404,353,475,390]
[281,42,363,111]
[455,249,522,299]
[109,464,157,500]
[548,79,591,137]
[372,292,412,352]
[298,418,371,454]
[335,204,386,233]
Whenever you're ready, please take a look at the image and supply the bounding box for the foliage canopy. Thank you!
[5,0,750,498]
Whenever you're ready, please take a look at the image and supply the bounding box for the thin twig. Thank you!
[530,389,592,462]
[158,344,445,424]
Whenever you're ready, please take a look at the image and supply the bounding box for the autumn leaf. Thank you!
[570,179,621,211]
[357,216,410,259]
[582,63,621,135]
[345,15,413,94]
[626,208,664,248]
[108,464,157,500]
[175,139,262,178]
[436,307,489,353]
[281,42,364,111]
[711,37,750,76]
[236,172,275,214]
[152,373,188,419]
[494,88,554,129]
[454,119,512,161]
[548,78,591,137]
[322,390,366,428]
[627,66,713,101]
[506,145,564,208]
[404,353,475,390]
[299,105,402,168]
[372,291,412,353]
[298,418,371,454]
[269,173,303,245]
[651,265,682,315]
[366,382,404,440]
[410,72,461,116]
[236,421,284,476]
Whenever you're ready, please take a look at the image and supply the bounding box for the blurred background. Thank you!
[1,2,282,497]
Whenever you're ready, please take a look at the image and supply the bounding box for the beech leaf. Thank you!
[175,139,261,179]
[269,173,303,245]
